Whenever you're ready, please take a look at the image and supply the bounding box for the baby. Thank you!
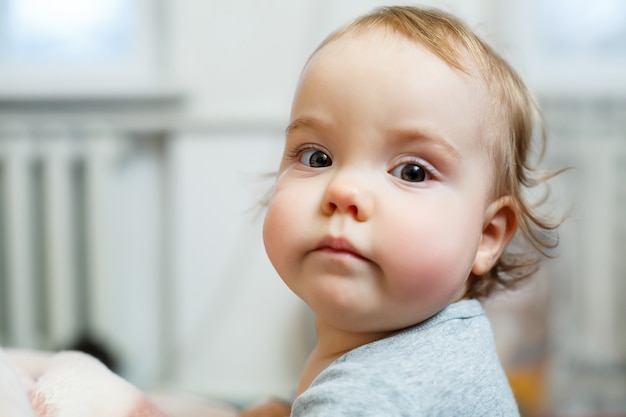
[249,5,561,416]
[1,5,560,417]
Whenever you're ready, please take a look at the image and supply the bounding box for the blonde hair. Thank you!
[312,6,563,299]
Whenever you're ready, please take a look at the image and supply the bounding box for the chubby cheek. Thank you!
[263,187,305,280]
[380,210,481,312]
[263,202,284,273]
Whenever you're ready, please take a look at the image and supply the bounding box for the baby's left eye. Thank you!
[299,149,332,168]
[390,163,430,183]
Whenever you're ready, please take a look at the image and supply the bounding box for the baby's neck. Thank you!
[295,320,395,396]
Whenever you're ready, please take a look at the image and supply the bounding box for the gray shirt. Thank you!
[291,299,520,416]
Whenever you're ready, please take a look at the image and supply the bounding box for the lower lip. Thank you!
[315,247,369,262]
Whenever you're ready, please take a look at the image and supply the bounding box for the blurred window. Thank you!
[539,0,626,57]
[3,0,134,63]
[0,0,162,97]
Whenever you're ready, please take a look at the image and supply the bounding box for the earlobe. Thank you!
[472,197,518,276]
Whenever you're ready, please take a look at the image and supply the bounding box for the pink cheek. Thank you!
[264,194,300,264]
[387,237,469,302]
[393,268,442,300]
[263,209,284,264]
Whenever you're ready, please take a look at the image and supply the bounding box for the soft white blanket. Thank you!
[1,348,245,417]
[0,348,168,417]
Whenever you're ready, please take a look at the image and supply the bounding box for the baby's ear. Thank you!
[472,196,517,276]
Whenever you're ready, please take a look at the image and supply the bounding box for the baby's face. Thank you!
[264,30,495,333]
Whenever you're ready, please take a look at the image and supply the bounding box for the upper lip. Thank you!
[314,236,369,261]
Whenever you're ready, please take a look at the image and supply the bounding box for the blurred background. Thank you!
[0,0,624,416]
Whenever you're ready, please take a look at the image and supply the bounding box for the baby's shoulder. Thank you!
[291,303,519,416]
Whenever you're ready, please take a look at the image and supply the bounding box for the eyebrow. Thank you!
[285,117,326,135]
[387,127,463,163]
[286,118,462,163]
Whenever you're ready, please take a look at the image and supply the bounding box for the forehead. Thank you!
[292,30,491,153]
[300,30,486,106]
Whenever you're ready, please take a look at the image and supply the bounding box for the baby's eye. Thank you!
[390,163,430,182]
[300,149,332,168]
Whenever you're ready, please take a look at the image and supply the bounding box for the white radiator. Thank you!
[0,123,167,386]
[0,124,114,348]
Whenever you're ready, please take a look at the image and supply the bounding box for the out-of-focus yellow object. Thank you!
[507,364,546,417]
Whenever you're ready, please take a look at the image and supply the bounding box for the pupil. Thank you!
[402,165,425,182]
[310,151,329,167]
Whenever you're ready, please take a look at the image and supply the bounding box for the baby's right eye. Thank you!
[299,149,332,168]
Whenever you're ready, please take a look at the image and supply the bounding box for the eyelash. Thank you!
[286,145,438,182]
[286,144,329,161]
[400,157,435,172]
[389,157,437,183]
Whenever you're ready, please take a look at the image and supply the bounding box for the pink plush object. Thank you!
[0,348,166,417]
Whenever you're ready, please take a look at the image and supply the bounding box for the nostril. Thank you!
[323,200,363,220]
[321,177,372,221]
[323,201,337,215]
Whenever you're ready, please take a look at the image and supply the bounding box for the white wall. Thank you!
[164,0,504,124]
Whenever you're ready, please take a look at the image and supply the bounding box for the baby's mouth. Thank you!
[313,236,370,263]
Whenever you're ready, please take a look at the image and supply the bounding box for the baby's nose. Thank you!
[321,175,373,221]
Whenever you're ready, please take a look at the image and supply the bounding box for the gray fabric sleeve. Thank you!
[290,300,520,417]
